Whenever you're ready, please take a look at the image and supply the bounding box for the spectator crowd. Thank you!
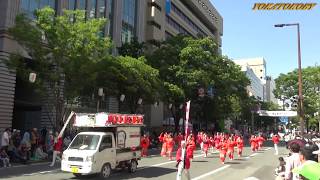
[0,127,74,168]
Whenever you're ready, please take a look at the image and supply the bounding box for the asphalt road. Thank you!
[0,144,288,180]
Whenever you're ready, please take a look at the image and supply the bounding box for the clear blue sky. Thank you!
[210,0,320,78]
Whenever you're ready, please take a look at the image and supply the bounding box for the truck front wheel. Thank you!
[128,160,138,173]
[100,163,111,179]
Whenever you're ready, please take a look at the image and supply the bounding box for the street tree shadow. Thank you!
[69,167,177,180]
[192,160,208,162]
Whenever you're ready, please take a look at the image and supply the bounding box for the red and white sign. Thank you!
[74,112,144,127]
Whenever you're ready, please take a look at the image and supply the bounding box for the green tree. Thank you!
[117,37,145,58]
[274,66,320,130]
[6,7,111,128]
[147,35,250,132]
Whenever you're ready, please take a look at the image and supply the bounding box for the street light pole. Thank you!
[274,23,305,134]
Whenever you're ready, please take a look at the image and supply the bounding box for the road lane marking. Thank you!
[191,165,230,180]
[249,153,258,157]
[23,170,59,176]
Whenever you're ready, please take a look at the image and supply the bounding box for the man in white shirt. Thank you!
[1,128,10,152]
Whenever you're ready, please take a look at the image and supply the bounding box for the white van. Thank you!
[61,113,143,178]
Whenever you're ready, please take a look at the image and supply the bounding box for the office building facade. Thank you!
[0,0,223,131]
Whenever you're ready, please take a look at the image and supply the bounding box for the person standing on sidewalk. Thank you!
[272,133,280,155]
[1,128,10,153]
[49,132,63,167]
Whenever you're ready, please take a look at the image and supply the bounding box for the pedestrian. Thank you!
[49,132,63,167]
[257,134,265,150]
[35,144,48,160]
[236,135,244,157]
[272,133,280,155]
[31,128,40,158]
[227,136,236,160]
[0,147,11,167]
[250,135,257,152]
[47,130,54,155]
[159,132,167,157]
[202,134,210,157]
[140,134,150,157]
[285,143,301,180]
[176,141,191,180]
[275,157,285,180]
[21,131,31,160]
[217,137,228,164]
[186,134,195,162]
[166,133,175,161]
[1,128,10,153]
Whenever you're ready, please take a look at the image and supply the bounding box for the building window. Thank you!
[88,0,97,18]
[170,2,207,37]
[21,0,56,18]
[106,0,113,36]
[165,31,173,40]
[166,15,192,37]
[78,0,86,10]
[68,0,76,10]
[121,0,136,43]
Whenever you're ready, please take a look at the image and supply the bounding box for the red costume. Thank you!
[159,133,167,157]
[166,137,175,160]
[257,136,265,150]
[175,134,184,148]
[141,136,150,157]
[250,136,257,152]
[236,137,244,157]
[217,140,228,164]
[176,147,190,169]
[272,135,280,145]
[227,138,236,160]
[186,137,195,160]
[53,137,63,152]
[202,136,210,157]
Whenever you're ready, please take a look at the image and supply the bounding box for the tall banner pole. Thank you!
[177,101,190,180]
[185,101,191,141]
[58,111,75,138]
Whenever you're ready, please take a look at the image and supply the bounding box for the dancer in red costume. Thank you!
[141,134,150,157]
[257,134,265,150]
[217,137,228,164]
[186,134,196,162]
[227,136,236,160]
[214,133,221,150]
[175,132,184,148]
[236,135,244,157]
[250,135,257,152]
[202,134,209,157]
[159,132,168,157]
[166,134,175,160]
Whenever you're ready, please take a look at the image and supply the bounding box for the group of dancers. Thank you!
[158,131,266,164]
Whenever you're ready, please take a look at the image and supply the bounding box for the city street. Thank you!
[0,144,288,180]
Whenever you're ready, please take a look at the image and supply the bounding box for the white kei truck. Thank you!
[61,112,144,178]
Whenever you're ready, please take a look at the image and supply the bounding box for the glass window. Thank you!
[20,0,56,18]
[88,0,97,18]
[68,0,76,10]
[121,0,136,43]
[69,134,100,150]
[78,0,86,10]
[98,0,106,17]
[100,135,113,149]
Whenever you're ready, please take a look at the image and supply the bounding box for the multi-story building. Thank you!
[234,57,266,83]
[238,64,264,101]
[0,0,223,131]
[265,76,277,104]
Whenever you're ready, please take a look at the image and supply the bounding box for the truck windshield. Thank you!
[69,134,100,150]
